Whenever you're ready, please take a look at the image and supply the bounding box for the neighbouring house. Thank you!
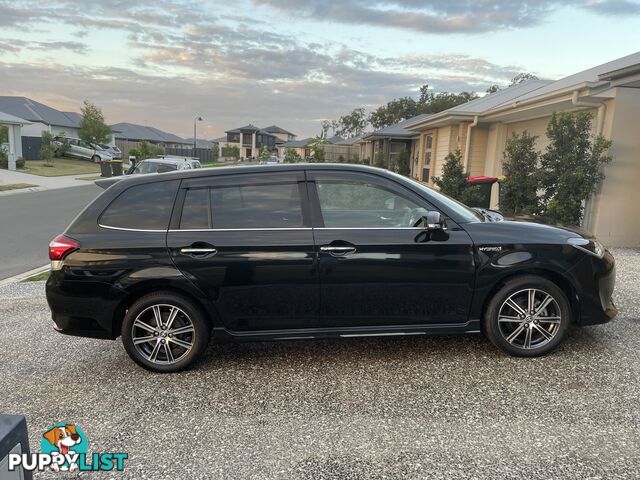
[356,114,432,174]
[277,137,313,159]
[405,51,640,246]
[112,122,192,159]
[0,96,89,160]
[262,125,296,146]
[0,110,31,170]
[218,124,278,159]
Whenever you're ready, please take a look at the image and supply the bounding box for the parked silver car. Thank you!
[54,136,113,162]
[126,157,202,175]
[98,143,122,160]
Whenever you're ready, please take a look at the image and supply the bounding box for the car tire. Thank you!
[483,275,571,357]
[121,291,210,372]
[91,155,100,163]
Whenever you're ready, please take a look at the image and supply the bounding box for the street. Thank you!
[0,249,638,479]
[0,185,100,279]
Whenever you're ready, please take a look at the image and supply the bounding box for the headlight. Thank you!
[567,237,605,258]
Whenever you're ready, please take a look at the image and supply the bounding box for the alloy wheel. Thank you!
[497,288,562,349]
[131,304,195,364]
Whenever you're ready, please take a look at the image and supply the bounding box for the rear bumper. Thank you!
[46,271,125,340]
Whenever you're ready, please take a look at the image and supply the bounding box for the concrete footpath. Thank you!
[0,168,98,195]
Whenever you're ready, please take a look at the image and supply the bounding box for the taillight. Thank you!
[49,234,79,261]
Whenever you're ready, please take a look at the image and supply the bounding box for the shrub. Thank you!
[373,151,385,168]
[284,148,302,163]
[431,149,484,206]
[129,141,164,161]
[0,147,7,169]
[539,112,612,225]
[16,157,25,169]
[499,132,540,216]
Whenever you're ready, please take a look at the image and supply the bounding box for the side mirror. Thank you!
[424,211,446,231]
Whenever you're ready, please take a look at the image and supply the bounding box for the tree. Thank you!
[499,132,540,216]
[391,150,411,176]
[510,72,539,85]
[335,108,367,138]
[284,148,302,163]
[539,111,612,225]
[368,97,418,130]
[221,145,240,159]
[40,131,57,165]
[0,125,7,143]
[486,84,501,94]
[129,140,164,161]
[320,120,337,137]
[373,151,385,169]
[258,146,270,162]
[78,100,111,144]
[430,150,484,206]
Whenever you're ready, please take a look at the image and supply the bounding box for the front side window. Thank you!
[100,180,179,230]
[316,179,425,228]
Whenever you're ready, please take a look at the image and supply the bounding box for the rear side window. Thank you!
[100,180,179,230]
[211,183,302,229]
[177,182,303,229]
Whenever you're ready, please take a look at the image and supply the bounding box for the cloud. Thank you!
[253,0,640,33]
[1,38,89,55]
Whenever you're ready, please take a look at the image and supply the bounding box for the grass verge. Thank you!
[0,183,38,192]
[22,270,50,282]
[21,159,100,177]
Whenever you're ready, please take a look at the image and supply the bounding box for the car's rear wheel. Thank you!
[483,275,571,356]
[91,155,100,163]
[121,291,210,372]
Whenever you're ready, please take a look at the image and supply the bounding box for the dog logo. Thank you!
[41,423,87,471]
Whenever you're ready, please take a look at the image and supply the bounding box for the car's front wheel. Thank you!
[91,155,100,163]
[121,291,210,372]
[484,275,571,356]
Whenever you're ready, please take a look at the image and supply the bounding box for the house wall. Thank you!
[468,124,489,176]
[21,122,79,138]
[588,89,640,246]
[431,126,452,182]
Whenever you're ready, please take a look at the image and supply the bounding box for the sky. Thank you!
[0,1,639,139]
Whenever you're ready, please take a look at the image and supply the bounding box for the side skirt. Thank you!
[212,320,481,343]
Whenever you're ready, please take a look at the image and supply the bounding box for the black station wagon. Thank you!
[46,164,616,372]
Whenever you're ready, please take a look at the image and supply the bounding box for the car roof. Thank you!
[96,163,403,190]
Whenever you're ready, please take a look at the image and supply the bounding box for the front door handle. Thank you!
[320,244,357,256]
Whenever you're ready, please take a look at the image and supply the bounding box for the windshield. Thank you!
[407,177,483,222]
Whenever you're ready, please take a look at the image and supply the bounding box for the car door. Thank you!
[77,140,92,160]
[166,171,319,332]
[308,170,475,329]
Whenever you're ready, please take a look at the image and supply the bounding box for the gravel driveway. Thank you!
[1,249,639,479]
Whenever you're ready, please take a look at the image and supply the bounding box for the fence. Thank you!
[21,136,43,160]
[322,144,360,163]
[166,147,216,163]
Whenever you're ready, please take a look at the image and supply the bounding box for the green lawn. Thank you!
[0,183,37,192]
[23,270,50,282]
[21,159,100,177]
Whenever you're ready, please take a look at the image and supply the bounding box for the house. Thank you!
[356,114,432,175]
[112,122,192,158]
[262,125,296,145]
[405,51,640,246]
[0,111,31,170]
[0,96,88,160]
[218,124,278,159]
[277,137,314,159]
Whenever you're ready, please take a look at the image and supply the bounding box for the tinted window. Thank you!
[211,183,302,229]
[317,179,424,228]
[100,180,179,230]
[181,188,210,229]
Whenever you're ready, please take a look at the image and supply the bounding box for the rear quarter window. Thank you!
[99,180,179,230]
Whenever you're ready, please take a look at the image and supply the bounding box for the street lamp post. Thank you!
[193,116,203,152]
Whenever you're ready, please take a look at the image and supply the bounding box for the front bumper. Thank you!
[576,250,617,325]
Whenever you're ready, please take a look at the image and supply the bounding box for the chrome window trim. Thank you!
[100,224,425,233]
[98,223,167,233]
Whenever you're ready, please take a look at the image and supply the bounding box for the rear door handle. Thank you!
[320,244,357,256]
[179,245,218,257]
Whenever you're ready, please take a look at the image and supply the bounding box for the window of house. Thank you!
[422,133,433,182]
